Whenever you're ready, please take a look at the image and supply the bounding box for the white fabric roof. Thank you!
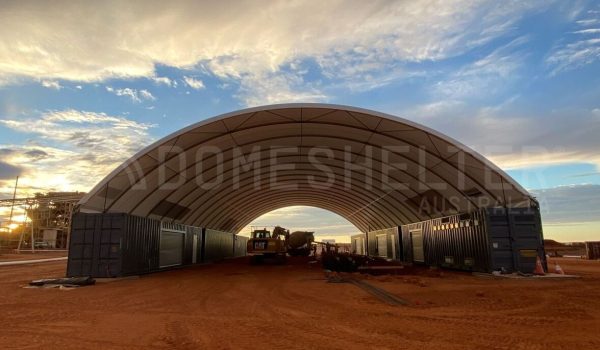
[79,104,534,233]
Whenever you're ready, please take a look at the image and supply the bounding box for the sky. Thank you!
[0,0,599,242]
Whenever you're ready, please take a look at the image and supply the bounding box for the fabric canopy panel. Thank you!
[78,104,535,233]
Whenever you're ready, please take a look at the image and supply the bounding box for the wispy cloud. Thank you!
[41,80,62,90]
[183,76,205,90]
[547,38,600,74]
[547,8,600,74]
[235,71,326,106]
[434,36,530,99]
[151,76,175,87]
[106,86,156,102]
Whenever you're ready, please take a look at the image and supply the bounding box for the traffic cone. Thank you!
[554,262,565,275]
[533,256,545,276]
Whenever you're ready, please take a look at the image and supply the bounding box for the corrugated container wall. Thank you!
[486,207,546,273]
[184,225,203,264]
[67,212,242,278]
[234,236,248,257]
[401,210,490,272]
[202,229,235,262]
[397,207,546,273]
[68,213,162,277]
[366,228,401,260]
[350,234,366,255]
[585,241,600,260]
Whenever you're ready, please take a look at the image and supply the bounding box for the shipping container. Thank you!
[585,241,600,260]
[350,234,366,255]
[366,228,401,260]
[366,207,546,274]
[234,235,248,257]
[202,228,235,263]
[68,212,205,277]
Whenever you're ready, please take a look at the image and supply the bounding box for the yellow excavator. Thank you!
[247,226,289,264]
[247,225,316,264]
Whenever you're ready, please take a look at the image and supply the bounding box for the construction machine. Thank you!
[247,226,289,264]
[287,231,315,256]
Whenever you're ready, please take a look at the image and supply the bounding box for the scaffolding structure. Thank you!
[0,192,85,252]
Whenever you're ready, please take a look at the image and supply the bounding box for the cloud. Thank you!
[139,89,155,101]
[547,38,600,74]
[41,80,62,90]
[0,109,155,196]
[0,1,548,104]
[405,101,600,170]
[151,76,175,87]
[234,70,327,106]
[532,184,600,224]
[546,8,600,74]
[183,76,205,90]
[573,28,600,34]
[531,184,600,242]
[434,36,530,99]
[106,86,156,102]
[0,161,23,180]
[23,149,50,161]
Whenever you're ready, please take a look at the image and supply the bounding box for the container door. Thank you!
[507,209,544,273]
[411,230,425,263]
[377,235,388,258]
[192,234,198,264]
[159,231,184,268]
[352,237,364,255]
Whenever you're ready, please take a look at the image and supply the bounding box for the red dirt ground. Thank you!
[0,256,599,349]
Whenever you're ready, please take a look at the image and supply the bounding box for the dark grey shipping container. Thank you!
[401,209,490,271]
[68,212,203,277]
[202,229,235,262]
[585,241,600,260]
[366,228,401,260]
[397,207,546,273]
[68,213,160,277]
[234,235,248,257]
[362,207,545,274]
[486,207,545,273]
[350,234,366,255]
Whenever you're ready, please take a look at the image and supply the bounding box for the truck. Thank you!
[287,231,315,256]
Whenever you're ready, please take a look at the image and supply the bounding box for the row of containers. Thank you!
[66,212,248,278]
[351,207,547,274]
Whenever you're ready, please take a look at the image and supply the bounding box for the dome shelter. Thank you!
[67,104,545,277]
